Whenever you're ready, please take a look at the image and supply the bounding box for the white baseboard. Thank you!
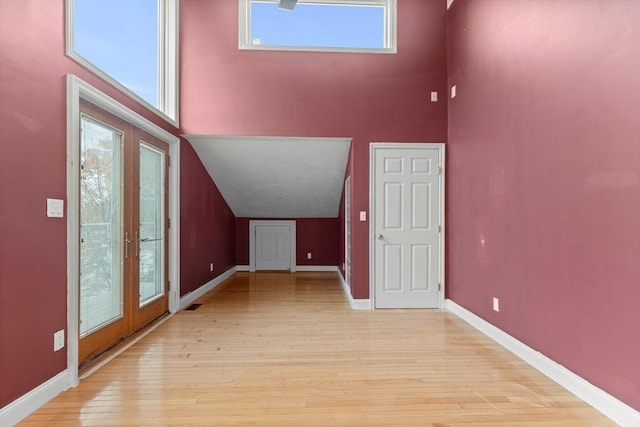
[179,266,236,310]
[0,370,69,426]
[337,269,372,310]
[296,265,338,272]
[445,299,640,427]
[238,265,339,273]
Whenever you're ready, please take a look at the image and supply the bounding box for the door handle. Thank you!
[124,232,131,259]
[140,237,163,242]
[376,234,384,240]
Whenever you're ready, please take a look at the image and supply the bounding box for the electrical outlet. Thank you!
[492,297,500,312]
[451,85,457,98]
[430,91,438,102]
[54,330,65,351]
[307,252,312,260]
[210,263,214,272]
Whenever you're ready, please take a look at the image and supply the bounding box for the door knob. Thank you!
[124,232,131,258]
[376,234,384,240]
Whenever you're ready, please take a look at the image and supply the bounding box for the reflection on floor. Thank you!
[23,271,612,426]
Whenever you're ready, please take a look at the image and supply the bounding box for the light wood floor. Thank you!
[22,272,612,426]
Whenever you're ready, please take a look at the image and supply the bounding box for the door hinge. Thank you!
[438,283,441,292]
[168,155,171,167]
[438,225,441,233]
[168,218,171,228]
[438,166,442,175]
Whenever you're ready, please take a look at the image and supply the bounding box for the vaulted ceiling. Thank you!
[184,135,351,218]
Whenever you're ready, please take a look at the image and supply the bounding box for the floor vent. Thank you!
[185,303,202,311]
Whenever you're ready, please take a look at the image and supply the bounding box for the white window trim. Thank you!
[66,74,181,387]
[238,0,397,54]
[65,0,180,126]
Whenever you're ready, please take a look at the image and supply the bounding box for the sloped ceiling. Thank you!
[184,135,351,218]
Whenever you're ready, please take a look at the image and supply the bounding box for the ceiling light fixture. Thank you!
[279,0,297,10]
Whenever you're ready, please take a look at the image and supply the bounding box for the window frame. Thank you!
[238,0,397,54]
[65,0,180,126]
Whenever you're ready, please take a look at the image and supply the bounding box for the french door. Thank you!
[78,100,168,368]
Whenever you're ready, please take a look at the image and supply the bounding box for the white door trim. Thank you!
[369,143,445,309]
[249,220,296,272]
[66,75,181,387]
[344,175,352,289]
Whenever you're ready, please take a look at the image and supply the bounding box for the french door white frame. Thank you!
[249,220,296,272]
[66,75,181,387]
[368,143,445,309]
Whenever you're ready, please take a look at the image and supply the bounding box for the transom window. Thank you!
[239,0,397,53]
[66,0,179,125]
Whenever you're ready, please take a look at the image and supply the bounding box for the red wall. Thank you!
[447,0,640,410]
[180,0,448,299]
[0,0,234,407]
[235,218,339,267]
[180,142,236,295]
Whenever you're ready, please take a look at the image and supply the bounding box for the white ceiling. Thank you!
[184,135,351,218]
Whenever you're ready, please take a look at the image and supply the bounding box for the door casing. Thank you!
[369,143,445,309]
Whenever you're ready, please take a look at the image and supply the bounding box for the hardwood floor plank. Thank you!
[20,272,613,426]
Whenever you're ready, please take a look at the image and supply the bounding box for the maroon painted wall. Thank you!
[0,0,234,408]
[447,0,640,410]
[180,142,236,295]
[296,218,339,266]
[235,218,339,267]
[181,0,448,299]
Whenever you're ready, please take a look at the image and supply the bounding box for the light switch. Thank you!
[54,329,65,351]
[430,91,438,102]
[359,211,367,221]
[47,198,64,218]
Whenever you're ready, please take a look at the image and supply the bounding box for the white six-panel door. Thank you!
[371,144,443,308]
[255,225,292,270]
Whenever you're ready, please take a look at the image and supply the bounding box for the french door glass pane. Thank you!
[139,143,165,306]
[80,116,123,337]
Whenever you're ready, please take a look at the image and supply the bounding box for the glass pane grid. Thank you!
[139,143,165,307]
[79,116,124,337]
